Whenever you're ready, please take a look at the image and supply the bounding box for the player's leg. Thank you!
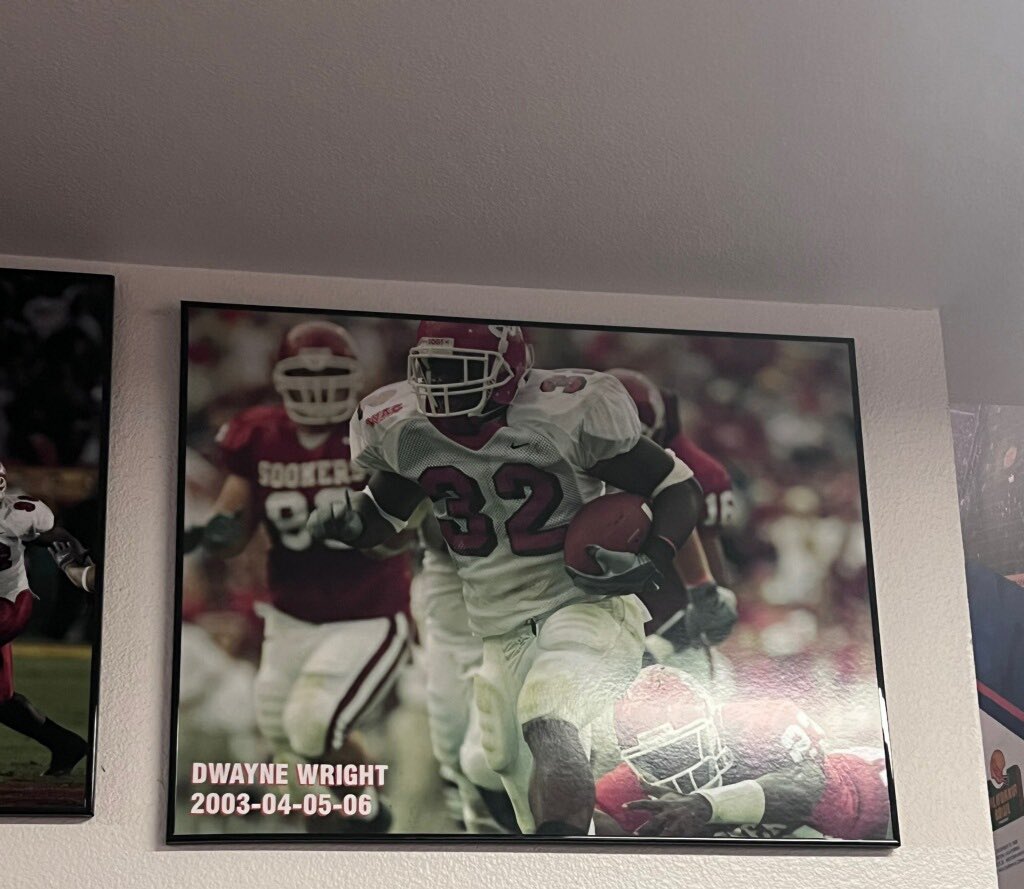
[0,590,87,776]
[178,623,261,766]
[253,604,317,758]
[414,547,508,832]
[281,612,410,830]
[456,678,515,833]
[471,628,538,833]
[518,595,649,834]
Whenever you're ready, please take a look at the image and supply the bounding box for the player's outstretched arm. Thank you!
[30,527,98,593]
[307,470,426,549]
[628,760,826,837]
[651,532,737,650]
[698,526,730,585]
[183,474,258,558]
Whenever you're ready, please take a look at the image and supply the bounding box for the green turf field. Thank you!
[0,642,92,810]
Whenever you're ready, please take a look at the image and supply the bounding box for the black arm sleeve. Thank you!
[348,470,428,548]
[27,526,79,550]
[588,437,704,578]
[758,760,828,825]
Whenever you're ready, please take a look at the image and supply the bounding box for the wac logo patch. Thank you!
[366,403,403,427]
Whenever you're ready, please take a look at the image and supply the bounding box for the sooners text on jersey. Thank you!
[217,404,410,624]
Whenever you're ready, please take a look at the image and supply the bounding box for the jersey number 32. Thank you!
[419,463,565,558]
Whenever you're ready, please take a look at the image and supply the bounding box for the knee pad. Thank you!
[459,700,505,792]
[281,677,336,759]
[424,643,473,770]
[471,658,522,775]
[253,671,289,752]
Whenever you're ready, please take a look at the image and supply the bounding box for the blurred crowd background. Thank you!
[184,308,882,752]
[0,269,111,644]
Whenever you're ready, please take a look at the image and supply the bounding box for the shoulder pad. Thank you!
[7,496,55,538]
[520,368,615,405]
[357,382,417,431]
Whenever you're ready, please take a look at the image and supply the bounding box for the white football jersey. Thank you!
[352,369,642,636]
[0,494,55,602]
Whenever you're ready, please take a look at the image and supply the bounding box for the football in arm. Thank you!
[563,492,653,575]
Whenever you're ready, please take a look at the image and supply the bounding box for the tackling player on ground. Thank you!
[0,462,96,776]
[184,321,413,831]
[595,665,891,840]
[308,321,705,836]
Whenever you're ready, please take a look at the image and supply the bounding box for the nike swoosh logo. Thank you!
[510,442,530,449]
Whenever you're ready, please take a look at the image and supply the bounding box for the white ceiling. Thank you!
[1,1,1022,314]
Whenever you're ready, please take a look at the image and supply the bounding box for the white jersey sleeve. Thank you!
[14,498,55,540]
[567,371,643,469]
[350,382,418,476]
[0,496,56,602]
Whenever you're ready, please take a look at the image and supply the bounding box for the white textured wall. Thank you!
[0,256,996,888]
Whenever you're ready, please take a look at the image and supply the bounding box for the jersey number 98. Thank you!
[264,488,352,551]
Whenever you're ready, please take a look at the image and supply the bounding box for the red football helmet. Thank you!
[615,665,733,794]
[272,321,364,425]
[407,321,534,417]
[606,368,666,442]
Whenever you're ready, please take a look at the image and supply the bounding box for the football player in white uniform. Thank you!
[0,462,97,775]
[308,321,705,836]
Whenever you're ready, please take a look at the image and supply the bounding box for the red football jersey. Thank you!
[595,762,651,834]
[719,699,828,780]
[666,432,735,530]
[217,404,411,624]
[596,698,889,840]
[810,750,890,841]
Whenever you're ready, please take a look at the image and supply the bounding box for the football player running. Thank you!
[606,368,738,658]
[184,321,412,831]
[0,462,96,776]
[595,665,891,840]
[308,321,704,836]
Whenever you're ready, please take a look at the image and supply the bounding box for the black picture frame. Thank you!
[0,268,114,818]
[168,299,898,848]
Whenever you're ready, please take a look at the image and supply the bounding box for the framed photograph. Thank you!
[952,404,1024,881]
[0,268,113,816]
[168,300,898,846]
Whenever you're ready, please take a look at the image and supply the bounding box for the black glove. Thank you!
[201,512,246,552]
[182,525,204,554]
[306,490,365,545]
[686,581,738,645]
[566,546,664,597]
[628,793,715,838]
[49,537,89,570]
[653,582,738,651]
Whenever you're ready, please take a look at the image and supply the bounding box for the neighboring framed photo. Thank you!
[0,269,113,816]
[168,300,898,846]
[952,404,1024,881]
